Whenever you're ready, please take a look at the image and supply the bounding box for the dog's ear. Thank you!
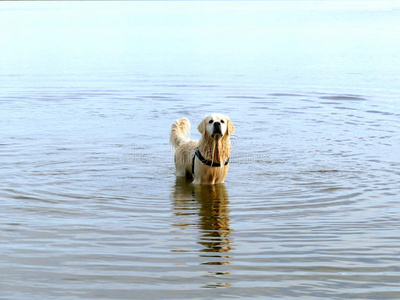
[197,118,207,135]
[226,118,235,136]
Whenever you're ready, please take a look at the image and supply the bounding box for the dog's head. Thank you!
[197,113,235,139]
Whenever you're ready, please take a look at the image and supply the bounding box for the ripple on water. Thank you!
[319,94,367,101]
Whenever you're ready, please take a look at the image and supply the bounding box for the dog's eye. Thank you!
[221,120,225,124]
[209,120,213,124]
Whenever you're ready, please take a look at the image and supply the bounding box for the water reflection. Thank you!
[172,178,233,266]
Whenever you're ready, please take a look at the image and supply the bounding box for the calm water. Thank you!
[1,2,400,299]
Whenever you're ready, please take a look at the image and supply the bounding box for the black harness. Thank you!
[191,147,229,175]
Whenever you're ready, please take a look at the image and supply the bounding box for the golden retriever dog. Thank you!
[170,114,235,184]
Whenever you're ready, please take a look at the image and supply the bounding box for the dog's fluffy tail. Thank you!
[170,118,190,149]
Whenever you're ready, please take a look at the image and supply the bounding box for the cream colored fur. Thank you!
[170,114,235,184]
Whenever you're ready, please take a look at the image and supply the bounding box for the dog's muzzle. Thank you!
[212,122,223,138]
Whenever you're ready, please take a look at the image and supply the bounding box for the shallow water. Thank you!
[1,2,400,299]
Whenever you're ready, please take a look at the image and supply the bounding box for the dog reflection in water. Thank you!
[172,177,233,262]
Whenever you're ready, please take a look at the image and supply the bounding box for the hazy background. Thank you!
[1,1,400,92]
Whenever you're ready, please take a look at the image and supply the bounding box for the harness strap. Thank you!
[192,148,229,175]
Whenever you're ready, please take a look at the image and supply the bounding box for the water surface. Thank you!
[1,2,400,299]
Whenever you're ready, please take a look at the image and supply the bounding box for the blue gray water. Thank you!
[1,2,400,299]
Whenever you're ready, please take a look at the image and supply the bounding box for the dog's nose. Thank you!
[214,122,221,128]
